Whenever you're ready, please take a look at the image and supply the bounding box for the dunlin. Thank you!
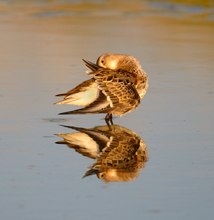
[55,53,148,125]
[56,124,148,182]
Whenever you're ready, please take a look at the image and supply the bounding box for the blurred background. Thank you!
[0,1,214,220]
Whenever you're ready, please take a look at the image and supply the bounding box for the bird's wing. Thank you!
[60,125,110,152]
[55,79,100,106]
[96,129,141,165]
[90,69,140,114]
[55,132,99,159]
[55,79,95,97]
[58,90,111,115]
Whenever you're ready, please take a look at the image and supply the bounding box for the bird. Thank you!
[55,124,148,182]
[55,53,148,126]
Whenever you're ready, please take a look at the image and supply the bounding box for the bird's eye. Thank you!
[101,59,105,64]
[99,172,105,179]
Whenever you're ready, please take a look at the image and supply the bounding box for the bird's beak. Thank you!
[82,168,98,178]
[82,59,100,71]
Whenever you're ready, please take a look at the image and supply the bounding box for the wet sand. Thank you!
[0,1,214,220]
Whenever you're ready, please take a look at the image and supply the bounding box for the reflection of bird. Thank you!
[55,53,148,126]
[56,124,148,182]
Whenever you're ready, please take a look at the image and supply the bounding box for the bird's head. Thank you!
[96,53,142,73]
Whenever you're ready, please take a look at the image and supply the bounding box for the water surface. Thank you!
[0,1,214,220]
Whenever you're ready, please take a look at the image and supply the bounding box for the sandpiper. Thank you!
[56,124,148,182]
[55,53,148,125]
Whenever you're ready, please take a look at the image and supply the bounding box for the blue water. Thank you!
[0,1,214,220]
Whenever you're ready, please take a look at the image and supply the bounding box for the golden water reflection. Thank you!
[56,124,148,183]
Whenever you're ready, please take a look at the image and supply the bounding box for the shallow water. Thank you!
[0,1,214,220]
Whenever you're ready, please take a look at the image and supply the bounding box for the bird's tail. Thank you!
[58,108,99,115]
[58,92,110,115]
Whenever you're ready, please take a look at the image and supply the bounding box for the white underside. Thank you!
[57,133,99,158]
[56,83,99,106]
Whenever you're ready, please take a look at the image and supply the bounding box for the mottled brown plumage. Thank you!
[55,53,148,125]
[56,124,148,182]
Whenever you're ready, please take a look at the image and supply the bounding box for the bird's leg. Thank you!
[105,113,113,129]
[105,113,111,128]
[109,113,114,125]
